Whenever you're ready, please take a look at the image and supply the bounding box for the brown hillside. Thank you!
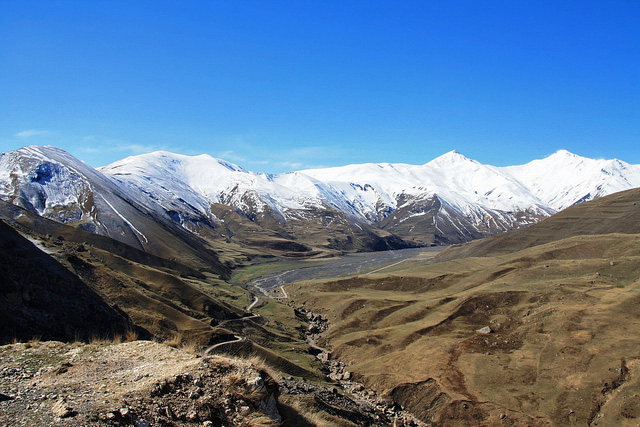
[436,187,640,262]
[288,231,640,425]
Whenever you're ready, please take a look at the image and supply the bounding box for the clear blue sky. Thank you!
[1,1,638,173]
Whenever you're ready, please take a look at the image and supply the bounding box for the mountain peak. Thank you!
[427,150,475,166]
[550,149,579,159]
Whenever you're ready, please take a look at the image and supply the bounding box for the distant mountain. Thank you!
[435,186,640,262]
[100,148,640,245]
[1,145,639,252]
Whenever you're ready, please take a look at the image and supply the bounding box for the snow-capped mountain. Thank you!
[0,145,147,242]
[0,146,238,271]
[98,148,640,245]
[99,151,360,223]
[503,149,640,210]
[1,145,639,252]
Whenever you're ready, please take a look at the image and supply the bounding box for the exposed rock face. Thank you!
[476,326,493,334]
[390,379,451,423]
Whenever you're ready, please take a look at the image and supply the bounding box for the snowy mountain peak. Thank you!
[551,149,576,157]
[427,150,476,166]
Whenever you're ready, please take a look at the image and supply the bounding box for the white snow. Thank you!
[2,145,640,243]
[98,194,148,243]
[96,148,640,235]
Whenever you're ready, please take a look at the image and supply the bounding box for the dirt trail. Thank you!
[204,336,245,356]
[246,295,260,311]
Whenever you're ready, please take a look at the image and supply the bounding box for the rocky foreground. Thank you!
[0,340,282,426]
[0,339,423,426]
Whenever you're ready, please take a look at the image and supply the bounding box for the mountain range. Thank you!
[1,145,639,256]
[3,144,640,425]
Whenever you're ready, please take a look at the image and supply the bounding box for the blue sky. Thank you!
[1,1,638,173]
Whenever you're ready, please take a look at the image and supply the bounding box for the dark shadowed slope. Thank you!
[0,220,137,343]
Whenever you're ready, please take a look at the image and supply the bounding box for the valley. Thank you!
[285,188,640,425]
[236,246,444,295]
[1,145,640,425]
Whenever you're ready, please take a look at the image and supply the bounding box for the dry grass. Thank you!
[244,353,280,382]
[279,395,339,426]
[162,332,204,355]
[124,328,138,342]
[179,339,203,355]
[24,336,41,348]
[164,332,183,348]
[89,335,122,345]
[244,412,281,426]
[289,232,640,425]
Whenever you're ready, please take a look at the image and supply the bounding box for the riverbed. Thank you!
[242,246,445,295]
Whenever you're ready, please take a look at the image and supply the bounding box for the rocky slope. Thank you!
[0,339,426,426]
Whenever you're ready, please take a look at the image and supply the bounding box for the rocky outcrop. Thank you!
[295,305,424,426]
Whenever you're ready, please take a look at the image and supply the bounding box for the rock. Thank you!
[120,407,130,417]
[260,394,282,424]
[52,397,74,418]
[247,375,265,391]
[164,405,176,419]
[342,371,351,380]
[329,372,342,381]
[476,326,493,334]
[317,352,329,363]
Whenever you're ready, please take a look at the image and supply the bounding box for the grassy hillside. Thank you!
[0,220,135,343]
[287,189,640,425]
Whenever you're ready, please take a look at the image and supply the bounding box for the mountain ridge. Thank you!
[2,145,639,252]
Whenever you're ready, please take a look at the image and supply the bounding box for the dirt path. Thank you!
[216,314,260,328]
[204,336,245,356]
[367,258,409,274]
[280,285,289,299]
[246,295,260,311]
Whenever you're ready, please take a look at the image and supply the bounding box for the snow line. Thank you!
[98,194,149,243]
